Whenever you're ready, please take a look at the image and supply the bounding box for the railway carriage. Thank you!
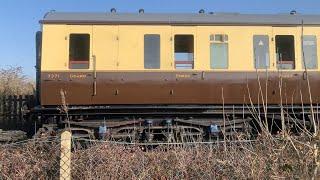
[33,10,320,141]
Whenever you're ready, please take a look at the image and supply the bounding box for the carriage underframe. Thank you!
[30,104,318,143]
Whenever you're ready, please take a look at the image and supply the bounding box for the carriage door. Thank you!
[92,26,119,104]
[300,35,318,102]
[172,26,203,103]
[67,25,93,104]
[272,27,300,103]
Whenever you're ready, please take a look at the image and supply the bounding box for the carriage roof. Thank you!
[41,11,320,26]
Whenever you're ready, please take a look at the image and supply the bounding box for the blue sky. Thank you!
[0,0,320,78]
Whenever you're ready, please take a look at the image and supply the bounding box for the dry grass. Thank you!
[0,132,319,179]
[0,139,61,179]
[70,133,319,179]
[0,66,34,96]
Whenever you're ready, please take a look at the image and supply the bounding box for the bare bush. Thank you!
[69,134,319,179]
[0,138,60,179]
[0,133,319,179]
[0,66,35,96]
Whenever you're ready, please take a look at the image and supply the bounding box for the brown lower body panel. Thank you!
[40,71,320,106]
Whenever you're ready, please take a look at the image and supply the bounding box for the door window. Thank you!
[253,35,270,69]
[276,35,295,69]
[144,34,160,69]
[174,35,194,69]
[210,34,229,69]
[69,34,90,69]
[302,35,318,69]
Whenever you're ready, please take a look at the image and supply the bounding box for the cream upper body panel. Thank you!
[41,24,320,72]
[41,25,68,71]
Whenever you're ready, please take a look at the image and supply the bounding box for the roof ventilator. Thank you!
[110,8,116,13]
[290,10,297,15]
[139,9,145,14]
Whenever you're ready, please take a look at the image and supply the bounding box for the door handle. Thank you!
[303,71,307,80]
[201,71,205,80]
[92,55,97,96]
[93,55,97,79]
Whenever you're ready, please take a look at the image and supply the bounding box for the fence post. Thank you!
[60,130,72,180]
[18,95,23,123]
[13,95,17,129]
[7,96,13,128]
[0,95,3,127]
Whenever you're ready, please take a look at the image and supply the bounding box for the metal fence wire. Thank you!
[0,132,319,180]
[0,137,61,180]
[70,138,232,180]
[69,136,319,180]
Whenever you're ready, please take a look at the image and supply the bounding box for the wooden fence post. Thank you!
[18,95,23,124]
[60,131,72,180]
[0,95,3,126]
[13,95,17,128]
[7,96,12,128]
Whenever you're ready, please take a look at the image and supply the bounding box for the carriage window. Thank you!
[253,35,270,69]
[174,35,194,69]
[210,34,228,69]
[302,35,318,69]
[276,35,295,69]
[69,34,90,69]
[144,34,160,69]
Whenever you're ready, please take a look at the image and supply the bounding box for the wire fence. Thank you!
[0,137,61,179]
[0,131,319,179]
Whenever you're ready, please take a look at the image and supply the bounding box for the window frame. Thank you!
[275,35,296,70]
[144,34,161,69]
[174,34,195,70]
[69,33,90,70]
[210,34,229,69]
[253,35,270,69]
[302,35,318,70]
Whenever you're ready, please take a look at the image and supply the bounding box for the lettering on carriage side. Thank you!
[280,74,295,78]
[70,74,87,79]
[176,74,191,78]
[47,73,60,79]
